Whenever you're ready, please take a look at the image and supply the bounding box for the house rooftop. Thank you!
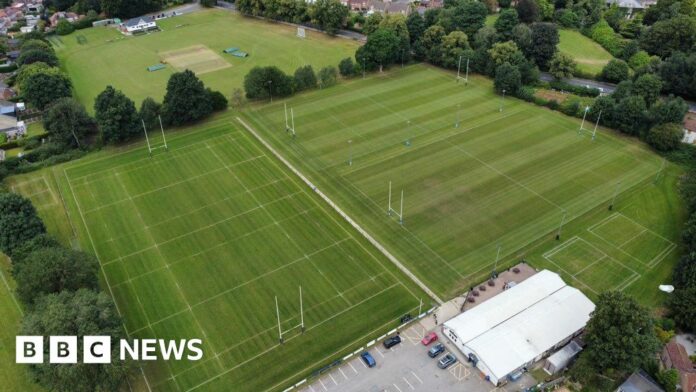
[124,16,155,27]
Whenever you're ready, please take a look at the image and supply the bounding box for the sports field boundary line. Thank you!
[236,116,443,305]
[63,168,154,392]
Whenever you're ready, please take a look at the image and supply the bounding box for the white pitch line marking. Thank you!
[319,378,327,391]
[393,384,403,392]
[339,367,348,380]
[349,362,358,374]
[329,373,338,386]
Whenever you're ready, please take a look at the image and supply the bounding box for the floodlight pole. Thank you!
[275,296,283,343]
[267,80,273,103]
[579,106,589,134]
[399,189,404,225]
[609,181,621,210]
[387,181,392,215]
[500,89,506,112]
[291,108,295,138]
[158,115,168,151]
[141,119,152,157]
[284,103,289,131]
[418,298,423,315]
[592,110,602,141]
[457,55,462,81]
[465,58,469,84]
[299,286,305,333]
[348,139,352,166]
[556,210,567,240]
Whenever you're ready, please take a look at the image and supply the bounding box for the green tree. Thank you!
[356,28,400,72]
[488,41,522,66]
[139,97,162,132]
[512,23,532,54]
[16,62,52,91]
[17,48,58,67]
[206,89,228,111]
[318,66,338,88]
[0,193,45,256]
[529,22,558,69]
[649,96,688,125]
[646,123,684,151]
[668,285,696,332]
[584,291,661,374]
[22,68,72,110]
[13,247,99,306]
[94,86,141,144]
[162,70,214,126]
[21,289,130,391]
[516,0,540,23]
[614,95,647,135]
[441,0,488,37]
[10,234,61,266]
[683,214,696,253]
[632,73,663,106]
[363,13,383,35]
[55,19,75,35]
[536,0,554,20]
[309,0,348,35]
[338,57,355,77]
[495,8,519,40]
[43,98,94,147]
[659,52,696,100]
[641,15,696,58]
[629,50,652,70]
[243,66,294,100]
[293,65,318,91]
[601,59,630,83]
[657,368,679,392]
[406,12,426,44]
[440,31,470,68]
[20,39,53,53]
[548,52,577,79]
[494,62,522,94]
[672,253,696,288]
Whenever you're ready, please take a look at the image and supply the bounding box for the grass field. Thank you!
[52,9,359,109]
[7,122,426,391]
[0,256,44,392]
[242,64,683,304]
[558,29,615,77]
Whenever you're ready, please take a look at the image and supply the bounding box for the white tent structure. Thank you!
[544,340,583,375]
[442,270,595,386]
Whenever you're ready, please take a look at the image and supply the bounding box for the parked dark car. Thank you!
[428,343,445,358]
[383,335,402,349]
[438,353,457,369]
[360,351,376,368]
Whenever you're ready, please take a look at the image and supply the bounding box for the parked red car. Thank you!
[421,332,438,346]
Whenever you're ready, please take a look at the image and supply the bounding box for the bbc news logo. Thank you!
[17,336,203,364]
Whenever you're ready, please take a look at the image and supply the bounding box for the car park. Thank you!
[360,351,376,368]
[428,343,445,358]
[421,332,438,345]
[383,335,402,349]
[438,353,457,369]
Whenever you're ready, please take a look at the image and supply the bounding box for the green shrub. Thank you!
[589,19,625,57]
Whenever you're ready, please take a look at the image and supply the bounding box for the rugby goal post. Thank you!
[387,181,404,225]
[296,27,306,39]
[141,115,169,157]
[275,286,305,344]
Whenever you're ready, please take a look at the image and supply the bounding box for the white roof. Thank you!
[444,270,566,344]
[467,285,595,380]
[547,340,582,367]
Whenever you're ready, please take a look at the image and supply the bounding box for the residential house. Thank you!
[616,370,665,392]
[49,11,79,27]
[119,16,157,34]
[662,340,696,392]
[365,0,411,15]
[606,0,657,16]
[25,1,43,13]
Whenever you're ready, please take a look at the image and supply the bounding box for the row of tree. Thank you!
[0,192,130,391]
[236,0,348,35]
[44,0,178,19]
[668,167,696,333]
[243,64,338,100]
[43,69,228,148]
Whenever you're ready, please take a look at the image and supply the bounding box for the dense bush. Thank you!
[589,19,625,57]
[548,80,600,97]
[601,59,630,83]
[646,123,684,152]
